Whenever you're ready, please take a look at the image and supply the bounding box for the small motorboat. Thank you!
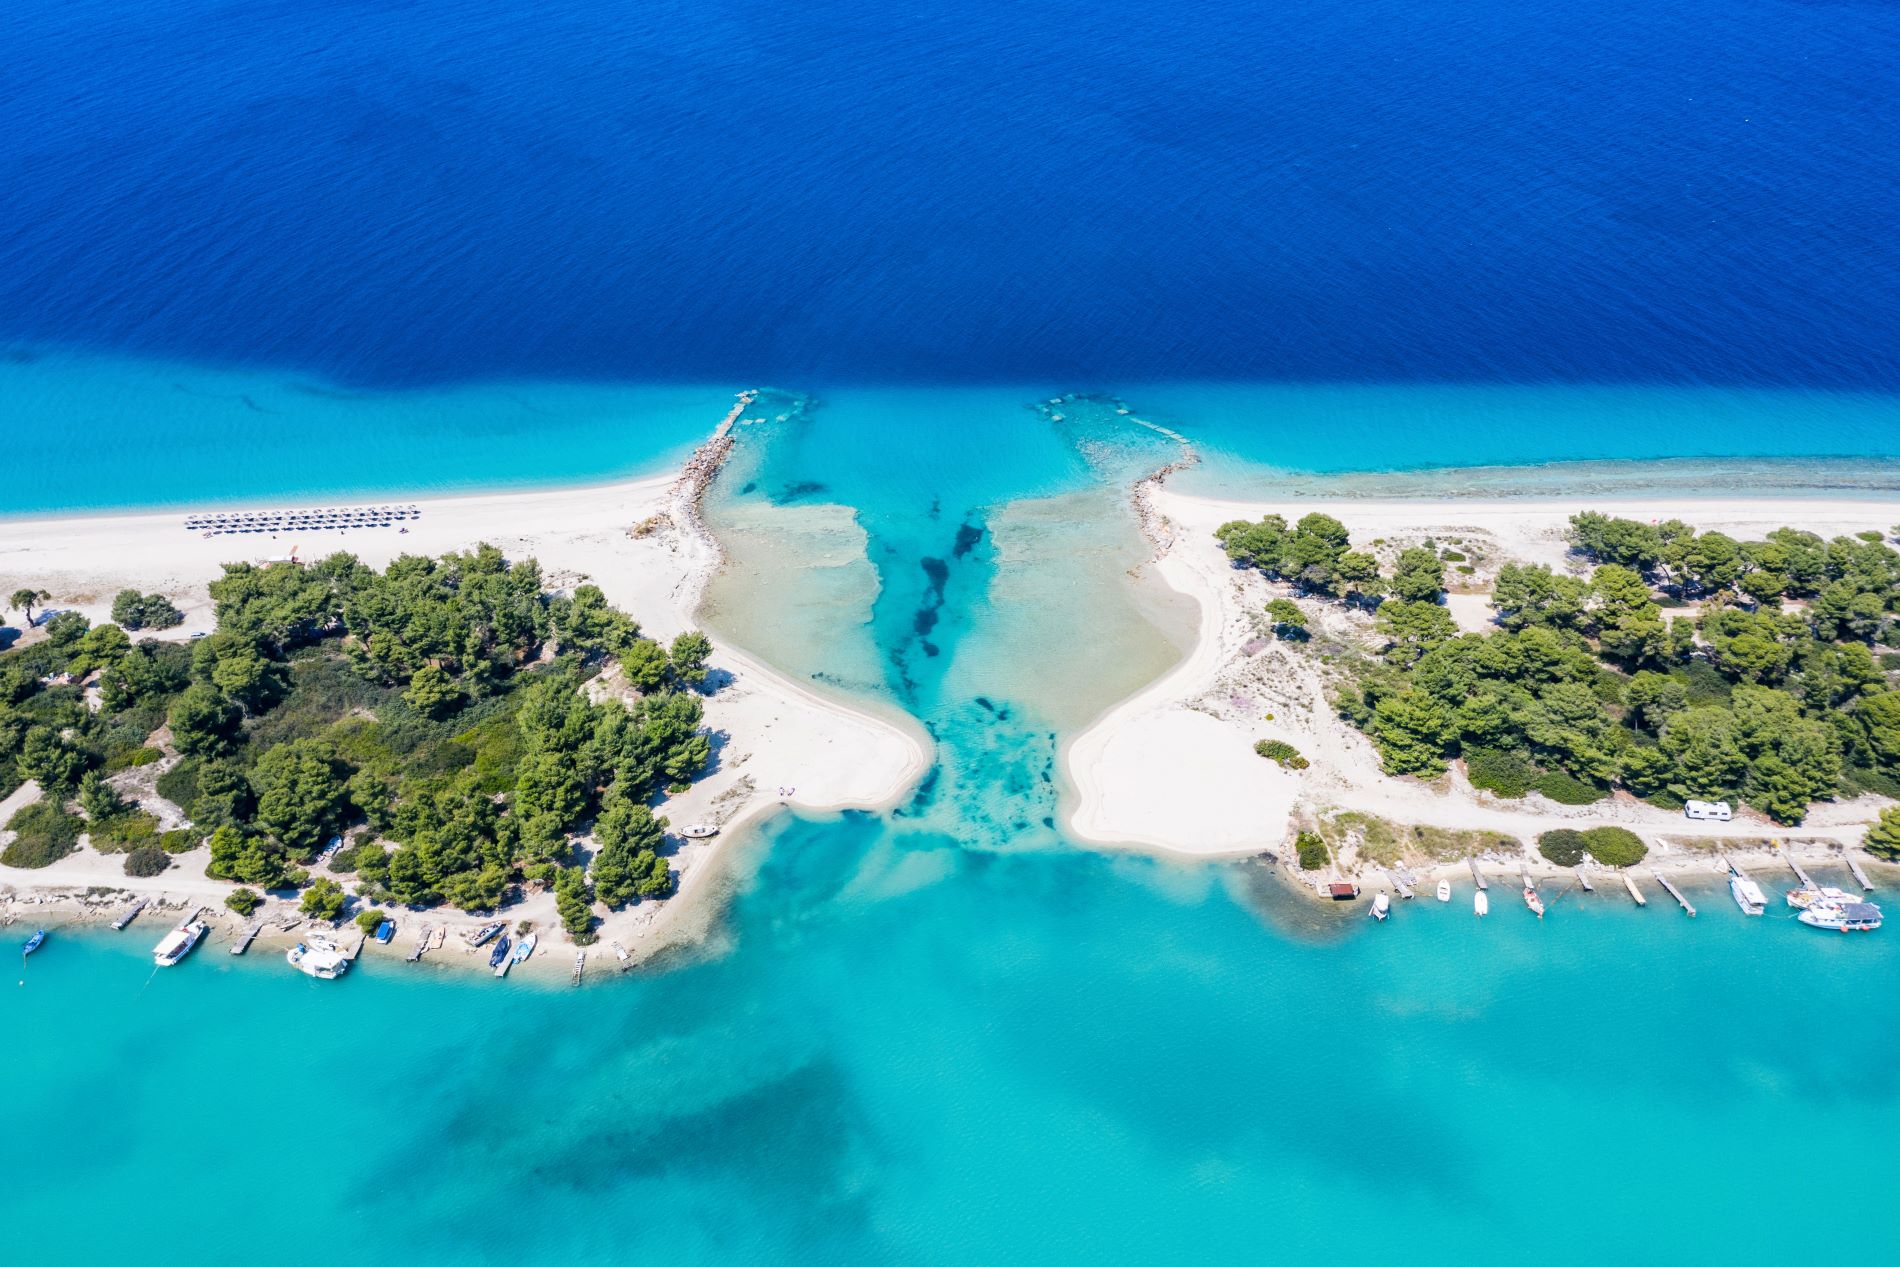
[511,932,538,967]
[678,823,719,839]
[22,929,47,958]
[1474,890,1489,917]
[488,935,511,972]
[374,919,396,944]
[1436,880,1451,903]
[467,922,504,948]
[1524,886,1545,919]
[1370,892,1390,922]
[287,936,351,980]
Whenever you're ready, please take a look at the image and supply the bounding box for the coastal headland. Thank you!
[0,399,929,974]
[1067,487,1900,895]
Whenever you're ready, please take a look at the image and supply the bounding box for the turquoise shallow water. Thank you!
[7,357,1900,1262]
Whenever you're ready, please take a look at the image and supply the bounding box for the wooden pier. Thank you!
[1575,868,1594,893]
[1785,851,1817,889]
[1381,868,1414,900]
[1651,870,1696,916]
[110,899,148,931]
[1519,863,1535,891]
[229,923,262,956]
[1847,857,1874,892]
[610,941,633,972]
[407,923,433,962]
[1467,858,1488,890]
[572,950,586,988]
[1623,872,1647,906]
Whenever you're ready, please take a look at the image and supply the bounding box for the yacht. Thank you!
[287,936,352,980]
[1474,890,1489,917]
[1524,886,1545,919]
[1729,873,1767,916]
[153,919,208,966]
[1798,901,1882,932]
[1370,892,1390,922]
[1436,880,1451,903]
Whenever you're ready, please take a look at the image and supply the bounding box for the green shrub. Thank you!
[1532,770,1606,805]
[124,847,170,877]
[1536,829,1588,867]
[1879,652,1900,672]
[1440,550,1467,562]
[1254,739,1310,770]
[1293,830,1330,871]
[160,829,198,854]
[104,745,165,773]
[225,888,262,916]
[1,801,82,868]
[1582,826,1647,866]
[89,810,160,854]
[155,757,200,810]
[1466,747,1535,798]
[355,908,386,935]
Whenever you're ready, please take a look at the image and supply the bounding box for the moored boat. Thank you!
[374,919,396,944]
[22,928,47,958]
[511,932,538,967]
[153,919,208,966]
[467,922,504,947]
[287,936,352,980]
[1370,892,1390,922]
[1786,885,1858,910]
[1729,874,1767,916]
[488,935,511,972]
[1474,890,1489,917]
[678,823,719,839]
[1436,880,1451,903]
[1797,901,1882,932]
[1524,886,1545,918]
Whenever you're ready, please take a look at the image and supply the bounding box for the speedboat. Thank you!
[22,929,46,958]
[1474,890,1489,917]
[1370,892,1390,922]
[467,922,504,948]
[153,919,208,966]
[511,932,538,967]
[287,937,351,980]
[1436,880,1451,903]
[1798,901,1882,932]
[374,919,396,944]
[678,823,719,839]
[1524,886,1545,918]
[488,935,511,972]
[1729,874,1767,916]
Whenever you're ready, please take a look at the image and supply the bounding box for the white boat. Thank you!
[1786,885,1858,910]
[678,823,719,839]
[1370,892,1390,922]
[152,919,208,967]
[1797,901,1882,932]
[1524,886,1545,919]
[1474,890,1489,917]
[287,936,352,980]
[1729,874,1767,916]
[511,932,537,967]
[1436,880,1451,903]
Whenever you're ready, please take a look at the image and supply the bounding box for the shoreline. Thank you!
[0,395,930,976]
[1064,486,1900,872]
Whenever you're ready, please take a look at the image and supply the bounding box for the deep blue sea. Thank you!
[6,2,1900,1262]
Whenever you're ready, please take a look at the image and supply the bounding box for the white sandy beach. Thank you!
[1066,489,1900,875]
[0,443,929,968]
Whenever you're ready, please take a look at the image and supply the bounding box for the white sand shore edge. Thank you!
[1064,489,1900,867]
[0,440,930,972]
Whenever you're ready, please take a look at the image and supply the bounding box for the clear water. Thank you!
[9,0,1900,1258]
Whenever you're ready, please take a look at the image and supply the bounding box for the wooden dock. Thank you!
[407,923,433,962]
[1519,864,1535,891]
[571,950,586,988]
[1381,868,1414,900]
[1623,872,1647,906]
[1651,870,1696,916]
[229,923,262,956]
[610,940,633,972]
[1468,858,1487,890]
[110,899,148,931]
[1847,857,1874,892]
[1785,851,1817,889]
[1574,867,1594,892]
